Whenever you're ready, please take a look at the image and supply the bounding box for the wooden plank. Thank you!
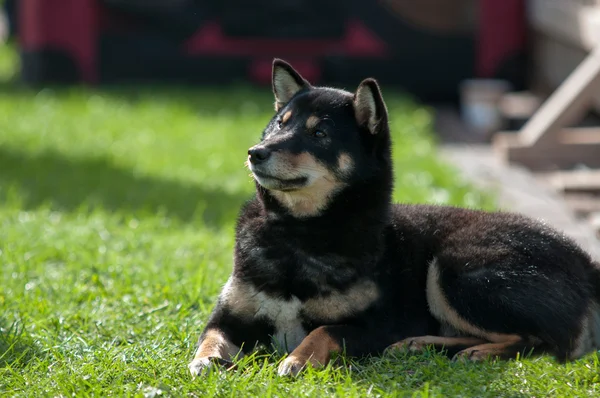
[560,127,600,144]
[538,170,600,191]
[529,0,600,51]
[494,132,600,170]
[591,213,600,238]
[515,43,600,147]
[532,32,600,114]
[563,194,600,216]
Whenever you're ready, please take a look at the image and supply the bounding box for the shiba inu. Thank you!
[188,58,600,377]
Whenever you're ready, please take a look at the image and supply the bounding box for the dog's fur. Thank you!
[188,59,600,377]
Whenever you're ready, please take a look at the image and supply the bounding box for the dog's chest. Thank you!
[220,276,380,352]
[221,277,307,351]
[254,291,306,352]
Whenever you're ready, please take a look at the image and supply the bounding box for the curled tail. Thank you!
[589,261,600,352]
[593,261,600,300]
[571,261,600,359]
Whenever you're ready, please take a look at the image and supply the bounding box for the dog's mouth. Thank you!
[252,170,308,191]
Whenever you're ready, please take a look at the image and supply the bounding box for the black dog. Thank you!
[188,58,600,377]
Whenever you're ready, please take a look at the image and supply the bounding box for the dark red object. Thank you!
[17,0,388,85]
[476,0,527,78]
[19,0,100,82]
[15,0,528,99]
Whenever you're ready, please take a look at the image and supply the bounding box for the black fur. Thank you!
[188,59,600,376]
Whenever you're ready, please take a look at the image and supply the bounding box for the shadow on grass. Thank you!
[0,317,39,369]
[0,147,250,228]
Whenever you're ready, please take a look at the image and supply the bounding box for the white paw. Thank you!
[188,357,213,377]
[188,356,236,377]
[277,356,305,377]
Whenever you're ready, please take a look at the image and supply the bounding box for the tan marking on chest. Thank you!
[219,277,380,350]
[220,277,306,351]
[303,279,380,320]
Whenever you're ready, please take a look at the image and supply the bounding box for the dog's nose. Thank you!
[248,146,271,164]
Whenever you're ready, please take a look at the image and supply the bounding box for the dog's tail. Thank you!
[588,260,600,351]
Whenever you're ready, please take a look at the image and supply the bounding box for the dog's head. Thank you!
[247,59,391,218]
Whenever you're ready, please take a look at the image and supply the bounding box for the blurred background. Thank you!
[2,0,525,103]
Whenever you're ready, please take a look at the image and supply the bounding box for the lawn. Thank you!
[0,43,599,397]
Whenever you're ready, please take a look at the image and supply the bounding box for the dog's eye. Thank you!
[313,130,326,138]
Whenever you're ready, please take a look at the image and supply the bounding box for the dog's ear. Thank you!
[353,78,388,135]
[272,59,311,111]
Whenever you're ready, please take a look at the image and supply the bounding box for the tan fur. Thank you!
[270,179,341,218]
[305,115,320,130]
[389,334,525,361]
[388,336,487,352]
[426,259,519,344]
[354,85,378,133]
[282,110,292,124]
[221,277,379,322]
[220,276,379,355]
[303,279,380,320]
[219,277,256,318]
[453,335,524,361]
[273,69,303,111]
[192,329,241,361]
[388,259,535,361]
[278,326,341,376]
[270,152,345,218]
[337,153,354,174]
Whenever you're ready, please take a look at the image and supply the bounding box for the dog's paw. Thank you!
[188,356,236,377]
[453,348,490,362]
[188,357,213,377]
[386,338,426,353]
[277,356,308,377]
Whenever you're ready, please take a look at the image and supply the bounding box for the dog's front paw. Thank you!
[277,355,309,377]
[188,357,213,377]
[188,356,236,377]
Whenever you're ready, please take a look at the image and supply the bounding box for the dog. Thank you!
[188,58,600,377]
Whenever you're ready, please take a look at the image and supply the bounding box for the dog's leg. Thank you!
[277,324,390,376]
[188,300,247,377]
[387,335,487,356]
[453,335,529,361]
[188,327,243,376]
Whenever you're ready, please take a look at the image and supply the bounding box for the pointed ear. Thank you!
[353,78,388,134]
[272,58,311,111]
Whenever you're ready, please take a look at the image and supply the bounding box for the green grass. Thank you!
[0,43,598,397]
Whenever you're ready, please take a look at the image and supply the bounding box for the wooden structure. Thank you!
[493,44,600,171]
[493,0,600,173]
[493,0,600,232]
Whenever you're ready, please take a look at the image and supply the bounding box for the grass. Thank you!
[0,43,598,397]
